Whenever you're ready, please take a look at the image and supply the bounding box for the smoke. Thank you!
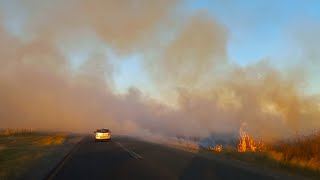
[145,12,228,88]
[1,0,320,142]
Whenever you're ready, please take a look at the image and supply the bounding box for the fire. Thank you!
[238,128,265,152]
[209,145,223,152]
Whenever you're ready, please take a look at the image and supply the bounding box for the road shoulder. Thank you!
[19,134,82,180]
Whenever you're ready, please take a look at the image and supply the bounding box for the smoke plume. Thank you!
[0,0,319,142]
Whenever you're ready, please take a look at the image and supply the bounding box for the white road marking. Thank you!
[130,150,143,159]
[116,142,143,159]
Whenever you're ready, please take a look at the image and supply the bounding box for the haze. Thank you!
[1,0,320,141]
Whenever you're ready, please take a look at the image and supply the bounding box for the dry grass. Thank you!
[0,128,34,136]
[167,141,200,153]
[34,134,66,145]
[270,132,320,171]
[0,130,72,179]
[213,131,320,178]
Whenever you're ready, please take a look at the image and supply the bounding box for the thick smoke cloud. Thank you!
[146,12,228,87]
[0,0,319,142]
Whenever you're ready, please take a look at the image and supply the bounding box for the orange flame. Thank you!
[209,145,223,152]
[238,128,265,152]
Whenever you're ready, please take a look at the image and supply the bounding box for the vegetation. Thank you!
[270,131,320,172]
[0,129,79,179]
[0,128,34,136]
[208,131,320,178]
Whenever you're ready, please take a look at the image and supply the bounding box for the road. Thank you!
[48,135,302,180]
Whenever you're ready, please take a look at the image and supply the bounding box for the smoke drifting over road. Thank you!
[0,0,319,141]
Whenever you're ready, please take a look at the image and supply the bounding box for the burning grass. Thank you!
[237,131,320,174]
[237,129,266,152]
[170,128,320,178]
[0,129,80,179]
[206,130,320,178]
[209,145,223,152]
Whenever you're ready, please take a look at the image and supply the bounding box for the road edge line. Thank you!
[130,150,143,159]
[43,136,84,180]
[116,142,143,159]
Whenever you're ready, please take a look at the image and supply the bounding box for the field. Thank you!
[206,131,320,178]
[0,129,81,179]
[167,131,320,178]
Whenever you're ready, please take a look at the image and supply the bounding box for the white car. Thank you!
[94,129,111,141]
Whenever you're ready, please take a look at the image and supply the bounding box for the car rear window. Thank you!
[97,129,110,133]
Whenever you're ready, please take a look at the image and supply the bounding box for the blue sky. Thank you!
[183,0,320,65]
[189,0,320,92]
[111,0,320,95]
[1,0,320,97]
[104,0,320,96]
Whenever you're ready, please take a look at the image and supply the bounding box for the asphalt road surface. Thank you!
[48,136,303,180]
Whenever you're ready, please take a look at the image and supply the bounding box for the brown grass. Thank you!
[270,131,320,171]
[0,128,34,136]
[214,131,320,178]
[0,130,71,179]
[34,134,66,145]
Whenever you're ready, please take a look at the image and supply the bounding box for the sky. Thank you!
[2,0,320,98]
[136,0,320,97]
[190,0,320,94]
[111,0,320,97]
[1,0,320,139]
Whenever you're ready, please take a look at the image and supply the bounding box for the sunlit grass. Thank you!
[270,131,320,171]
[0,129,76,179]
[34,134,66,145]
[0,128,34,136]
[208,131,320,178]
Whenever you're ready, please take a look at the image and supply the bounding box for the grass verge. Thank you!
[219,150,319,178]
[0,130,81,180]
[205,132,320,179]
